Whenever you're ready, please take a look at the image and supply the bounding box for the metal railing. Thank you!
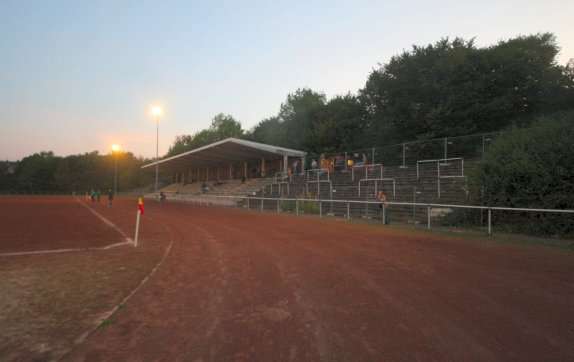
[311,131,501,170]
[160,194,574,237]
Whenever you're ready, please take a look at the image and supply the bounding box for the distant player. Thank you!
[377,190,390,224]
[107,189,114,207]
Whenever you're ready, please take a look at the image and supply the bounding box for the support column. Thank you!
[243,162,248,179]
[300,156,305,175]
[229,164,233,180]
[206,168,209,182]
[283,154,288,175]
[261,158,266,177]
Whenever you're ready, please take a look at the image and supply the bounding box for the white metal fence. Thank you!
[161,194,574,237]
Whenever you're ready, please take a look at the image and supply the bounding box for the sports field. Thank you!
[0,196,573,361]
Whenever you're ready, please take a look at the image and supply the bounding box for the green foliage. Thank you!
[300,199,320,214]
[167,113,244,156]
[472,111,574,235]
[0,151,153,194]
[361,33,574,144]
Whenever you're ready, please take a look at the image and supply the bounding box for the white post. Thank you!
[347,202,350,220]
[134,210,141,247]
[427,206,431,229]
[382,204,386,225]
[296,199,299,215]
[437,161,441,198]
[488,208,492,236]
[283,154,288,175]
[319,201,322,217]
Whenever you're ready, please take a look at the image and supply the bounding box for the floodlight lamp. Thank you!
[151,106,163,118]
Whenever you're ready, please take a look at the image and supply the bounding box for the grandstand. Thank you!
[143,133,490,223]
[141,138,306,200]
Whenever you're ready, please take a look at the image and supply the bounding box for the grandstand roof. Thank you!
[141,138,306,170]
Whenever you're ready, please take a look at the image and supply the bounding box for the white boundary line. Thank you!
[0,241,131,257]
[0,199,134,257]
[75,198,133,244]
[64,220,174,359]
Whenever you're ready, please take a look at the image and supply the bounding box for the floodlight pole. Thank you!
[114,152,118,195]
[155,116,159,192]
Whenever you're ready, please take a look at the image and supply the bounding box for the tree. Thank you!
[311,94,367,152]
[472,110,574,235]
[247,116,285,146]
[14,152,60,192]
[167,113,244,156]
[361,33,574,142]
[279,88,326,150]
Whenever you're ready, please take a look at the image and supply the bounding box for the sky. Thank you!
[1,0,573,161]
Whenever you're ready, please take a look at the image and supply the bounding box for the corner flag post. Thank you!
[134,197,144,247]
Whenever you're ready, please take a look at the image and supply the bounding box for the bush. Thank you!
[471,111,574,236]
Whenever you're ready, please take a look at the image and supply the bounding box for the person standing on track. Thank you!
[378,190,390,224]
[107,189,114,207]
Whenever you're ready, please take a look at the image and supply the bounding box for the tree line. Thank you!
[168,33,574,156]
[0,151,153,194]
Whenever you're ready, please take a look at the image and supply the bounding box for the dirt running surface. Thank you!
[1,197,573,361]
[0,196,126,252]
[68,199,574,362]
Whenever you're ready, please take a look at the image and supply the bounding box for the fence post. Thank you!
[347,202,350,220]
[319,201,322,218]
[427,206,431,229]
[247,197,250,210]
[488,208,492,236]
[277,199,280,213]
[296,199,299,216]
[382,204,386,225]
[260,198,264,212]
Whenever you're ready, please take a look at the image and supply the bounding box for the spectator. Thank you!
[159,191,167,203]
[292,160,299,174]
[107,189,114,207]
[311,159,318,169]
[377,191,390,224]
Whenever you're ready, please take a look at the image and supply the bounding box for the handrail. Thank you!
[174,194,574,214]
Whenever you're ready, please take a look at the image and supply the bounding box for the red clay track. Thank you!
[61,199,574,362]
[0,197,125,253]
